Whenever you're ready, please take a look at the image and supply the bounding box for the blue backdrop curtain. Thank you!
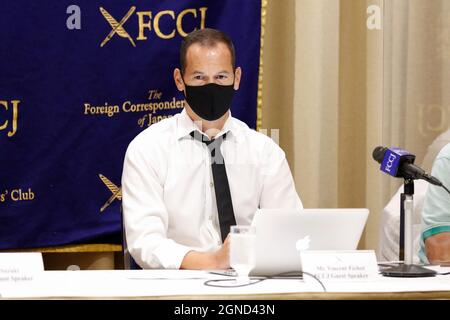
[0,0,262,249]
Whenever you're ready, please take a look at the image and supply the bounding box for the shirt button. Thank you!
[210,182,214,188]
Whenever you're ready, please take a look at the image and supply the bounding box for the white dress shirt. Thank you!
[121,109,303,269]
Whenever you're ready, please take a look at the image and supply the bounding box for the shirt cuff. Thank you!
[152,239,193,269]
[422,225,450,241]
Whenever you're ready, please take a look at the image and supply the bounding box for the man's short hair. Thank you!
[180,28,236,74]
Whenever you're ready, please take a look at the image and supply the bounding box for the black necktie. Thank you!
[190,131,237,242]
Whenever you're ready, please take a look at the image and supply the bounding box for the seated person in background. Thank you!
[121,28,302,270]
[378,129,450,262]
[419,142,450,265]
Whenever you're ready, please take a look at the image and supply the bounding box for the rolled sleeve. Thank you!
[152,239,193,269]
[420,153,450,262]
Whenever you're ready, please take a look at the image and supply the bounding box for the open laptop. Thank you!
[247,208,369,277]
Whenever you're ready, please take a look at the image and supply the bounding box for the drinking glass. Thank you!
[229,225,256,284]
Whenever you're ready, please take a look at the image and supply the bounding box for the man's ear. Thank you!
[173,68,185,92]
[233,67,242,90]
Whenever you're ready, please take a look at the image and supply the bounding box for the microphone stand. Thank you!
[381,179,437,277]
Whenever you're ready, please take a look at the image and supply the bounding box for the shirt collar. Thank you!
[176,108,241,143]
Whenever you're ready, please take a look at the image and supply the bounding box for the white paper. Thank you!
[0,252,44,287]
[300,250,380,282]
[0,252,44,273]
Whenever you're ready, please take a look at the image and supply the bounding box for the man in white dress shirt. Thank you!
[121,28,303,270]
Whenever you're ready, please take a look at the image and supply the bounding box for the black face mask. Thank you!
[183,80,235,121]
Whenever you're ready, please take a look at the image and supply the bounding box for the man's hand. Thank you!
[180,235,230,269]
[212,235,230,269]
[425,232,450,265]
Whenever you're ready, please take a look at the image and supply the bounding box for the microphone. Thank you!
[372,146,443,186]
[373,146,446,278]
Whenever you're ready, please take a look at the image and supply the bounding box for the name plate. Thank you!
[300,250,379,282]
[0,253,44,283]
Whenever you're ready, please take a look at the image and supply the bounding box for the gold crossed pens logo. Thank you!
[100,6,136,47]
[99,174,122,213]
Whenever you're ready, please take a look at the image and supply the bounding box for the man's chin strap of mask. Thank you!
[181,72,236,121]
